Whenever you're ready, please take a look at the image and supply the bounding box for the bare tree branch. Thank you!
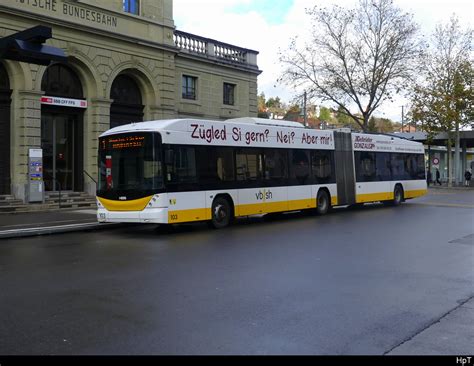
[280,0,421,131]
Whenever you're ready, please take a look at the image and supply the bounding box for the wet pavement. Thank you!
[0,188,473,355]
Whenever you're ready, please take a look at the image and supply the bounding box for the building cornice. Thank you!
[176,52,262,76]
[0,5,179,54]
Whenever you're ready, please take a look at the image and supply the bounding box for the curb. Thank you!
[428,185,473,190]
[0,222,124,240]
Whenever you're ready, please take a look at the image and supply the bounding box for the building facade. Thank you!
[0,0,261,200]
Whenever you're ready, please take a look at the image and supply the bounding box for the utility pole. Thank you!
[303,91,307,127]
[401,105,404,132]
[455,119,460,186]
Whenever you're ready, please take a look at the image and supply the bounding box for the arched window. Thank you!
[111,74,142,105]
[110,74,144,128]
[40,64,84,192]
[41,64,83,98]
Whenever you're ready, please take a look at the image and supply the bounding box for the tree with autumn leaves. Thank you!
[409,17,472,136]
[409,16,472,185]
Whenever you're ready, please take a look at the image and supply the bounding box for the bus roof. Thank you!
[101,117,305,136]
[100,118,424,153]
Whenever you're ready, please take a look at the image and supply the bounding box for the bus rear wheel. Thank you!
[384,185,404,206]
[316,190,330,215]
[393,185,404,206]
[210,197,232,229]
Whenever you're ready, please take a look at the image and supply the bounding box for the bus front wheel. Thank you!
[316,190,330,215]
[210,197,232,229]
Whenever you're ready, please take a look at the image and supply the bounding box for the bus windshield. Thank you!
[98,132,163,199]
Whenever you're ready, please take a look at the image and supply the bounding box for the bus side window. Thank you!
[166,146,197,184]
[264,149,288,184]
[356,151,376,182]
[375,152,391,181]
[311,150,332,184]
[216,148,235,182]
[290,150,310,185]
[236,149,263,182]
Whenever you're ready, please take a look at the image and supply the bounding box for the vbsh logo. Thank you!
[255,190,273,201]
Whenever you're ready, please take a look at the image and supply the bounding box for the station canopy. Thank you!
[0,25,67,66]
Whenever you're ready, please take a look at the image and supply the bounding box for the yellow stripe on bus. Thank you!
[167,196,342,223]
[356,189,427,203]
[288,199,316,211]
[168,208,211,223]
[237,196,337,217]
[168,198,321,223]
[98,195,153,211]
[236,202,266,216]
[356,192,393,203]
[405,189,428,199]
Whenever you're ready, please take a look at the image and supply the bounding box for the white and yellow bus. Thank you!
[97,117,427,228]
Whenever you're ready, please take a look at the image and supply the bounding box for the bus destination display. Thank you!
[102,135,145,150]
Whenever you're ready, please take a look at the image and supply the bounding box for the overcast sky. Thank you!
[173,0,473,122]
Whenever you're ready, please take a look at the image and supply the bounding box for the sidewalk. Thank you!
[387,296,474,355]
[0,209,121,239]
[428,183,474,190]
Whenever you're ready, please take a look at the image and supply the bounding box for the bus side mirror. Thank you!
[164,149,174,165]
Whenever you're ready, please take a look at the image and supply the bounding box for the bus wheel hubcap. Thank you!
[319,197,326,210]
[215,205,226,222]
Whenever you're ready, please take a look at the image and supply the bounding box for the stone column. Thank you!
[461,139,467,181]
[84,98,112,196]
[11,90,43,202]
[149,105,164,120]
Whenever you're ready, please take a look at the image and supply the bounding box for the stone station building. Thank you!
[0,0,261,202]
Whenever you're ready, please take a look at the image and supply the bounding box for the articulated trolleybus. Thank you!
[97,117,427,228]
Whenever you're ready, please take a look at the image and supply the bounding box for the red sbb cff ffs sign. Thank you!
[41,96,87,108]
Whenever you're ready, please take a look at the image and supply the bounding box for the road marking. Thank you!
[0,222,100,234]
[0,222,120,239]
[409,202,474,209]
[0,218,94,230]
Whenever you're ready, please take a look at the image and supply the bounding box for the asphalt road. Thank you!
[1,190,473,355]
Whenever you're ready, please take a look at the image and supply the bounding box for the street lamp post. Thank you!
[401,105,405,132]
[303,91,307,127]
[299,91,307,127]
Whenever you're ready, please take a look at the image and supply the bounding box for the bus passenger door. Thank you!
[334,132,356,206]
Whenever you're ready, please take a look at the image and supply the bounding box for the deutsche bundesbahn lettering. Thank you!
[15,0,118,28]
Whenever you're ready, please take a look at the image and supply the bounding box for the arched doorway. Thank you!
[0,63,12,195]
[41,64,85,192]
[110,74,144,128]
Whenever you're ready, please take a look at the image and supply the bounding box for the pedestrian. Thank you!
[436,168,442,186]
[426,169,431,186]
[465,169,472,187]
